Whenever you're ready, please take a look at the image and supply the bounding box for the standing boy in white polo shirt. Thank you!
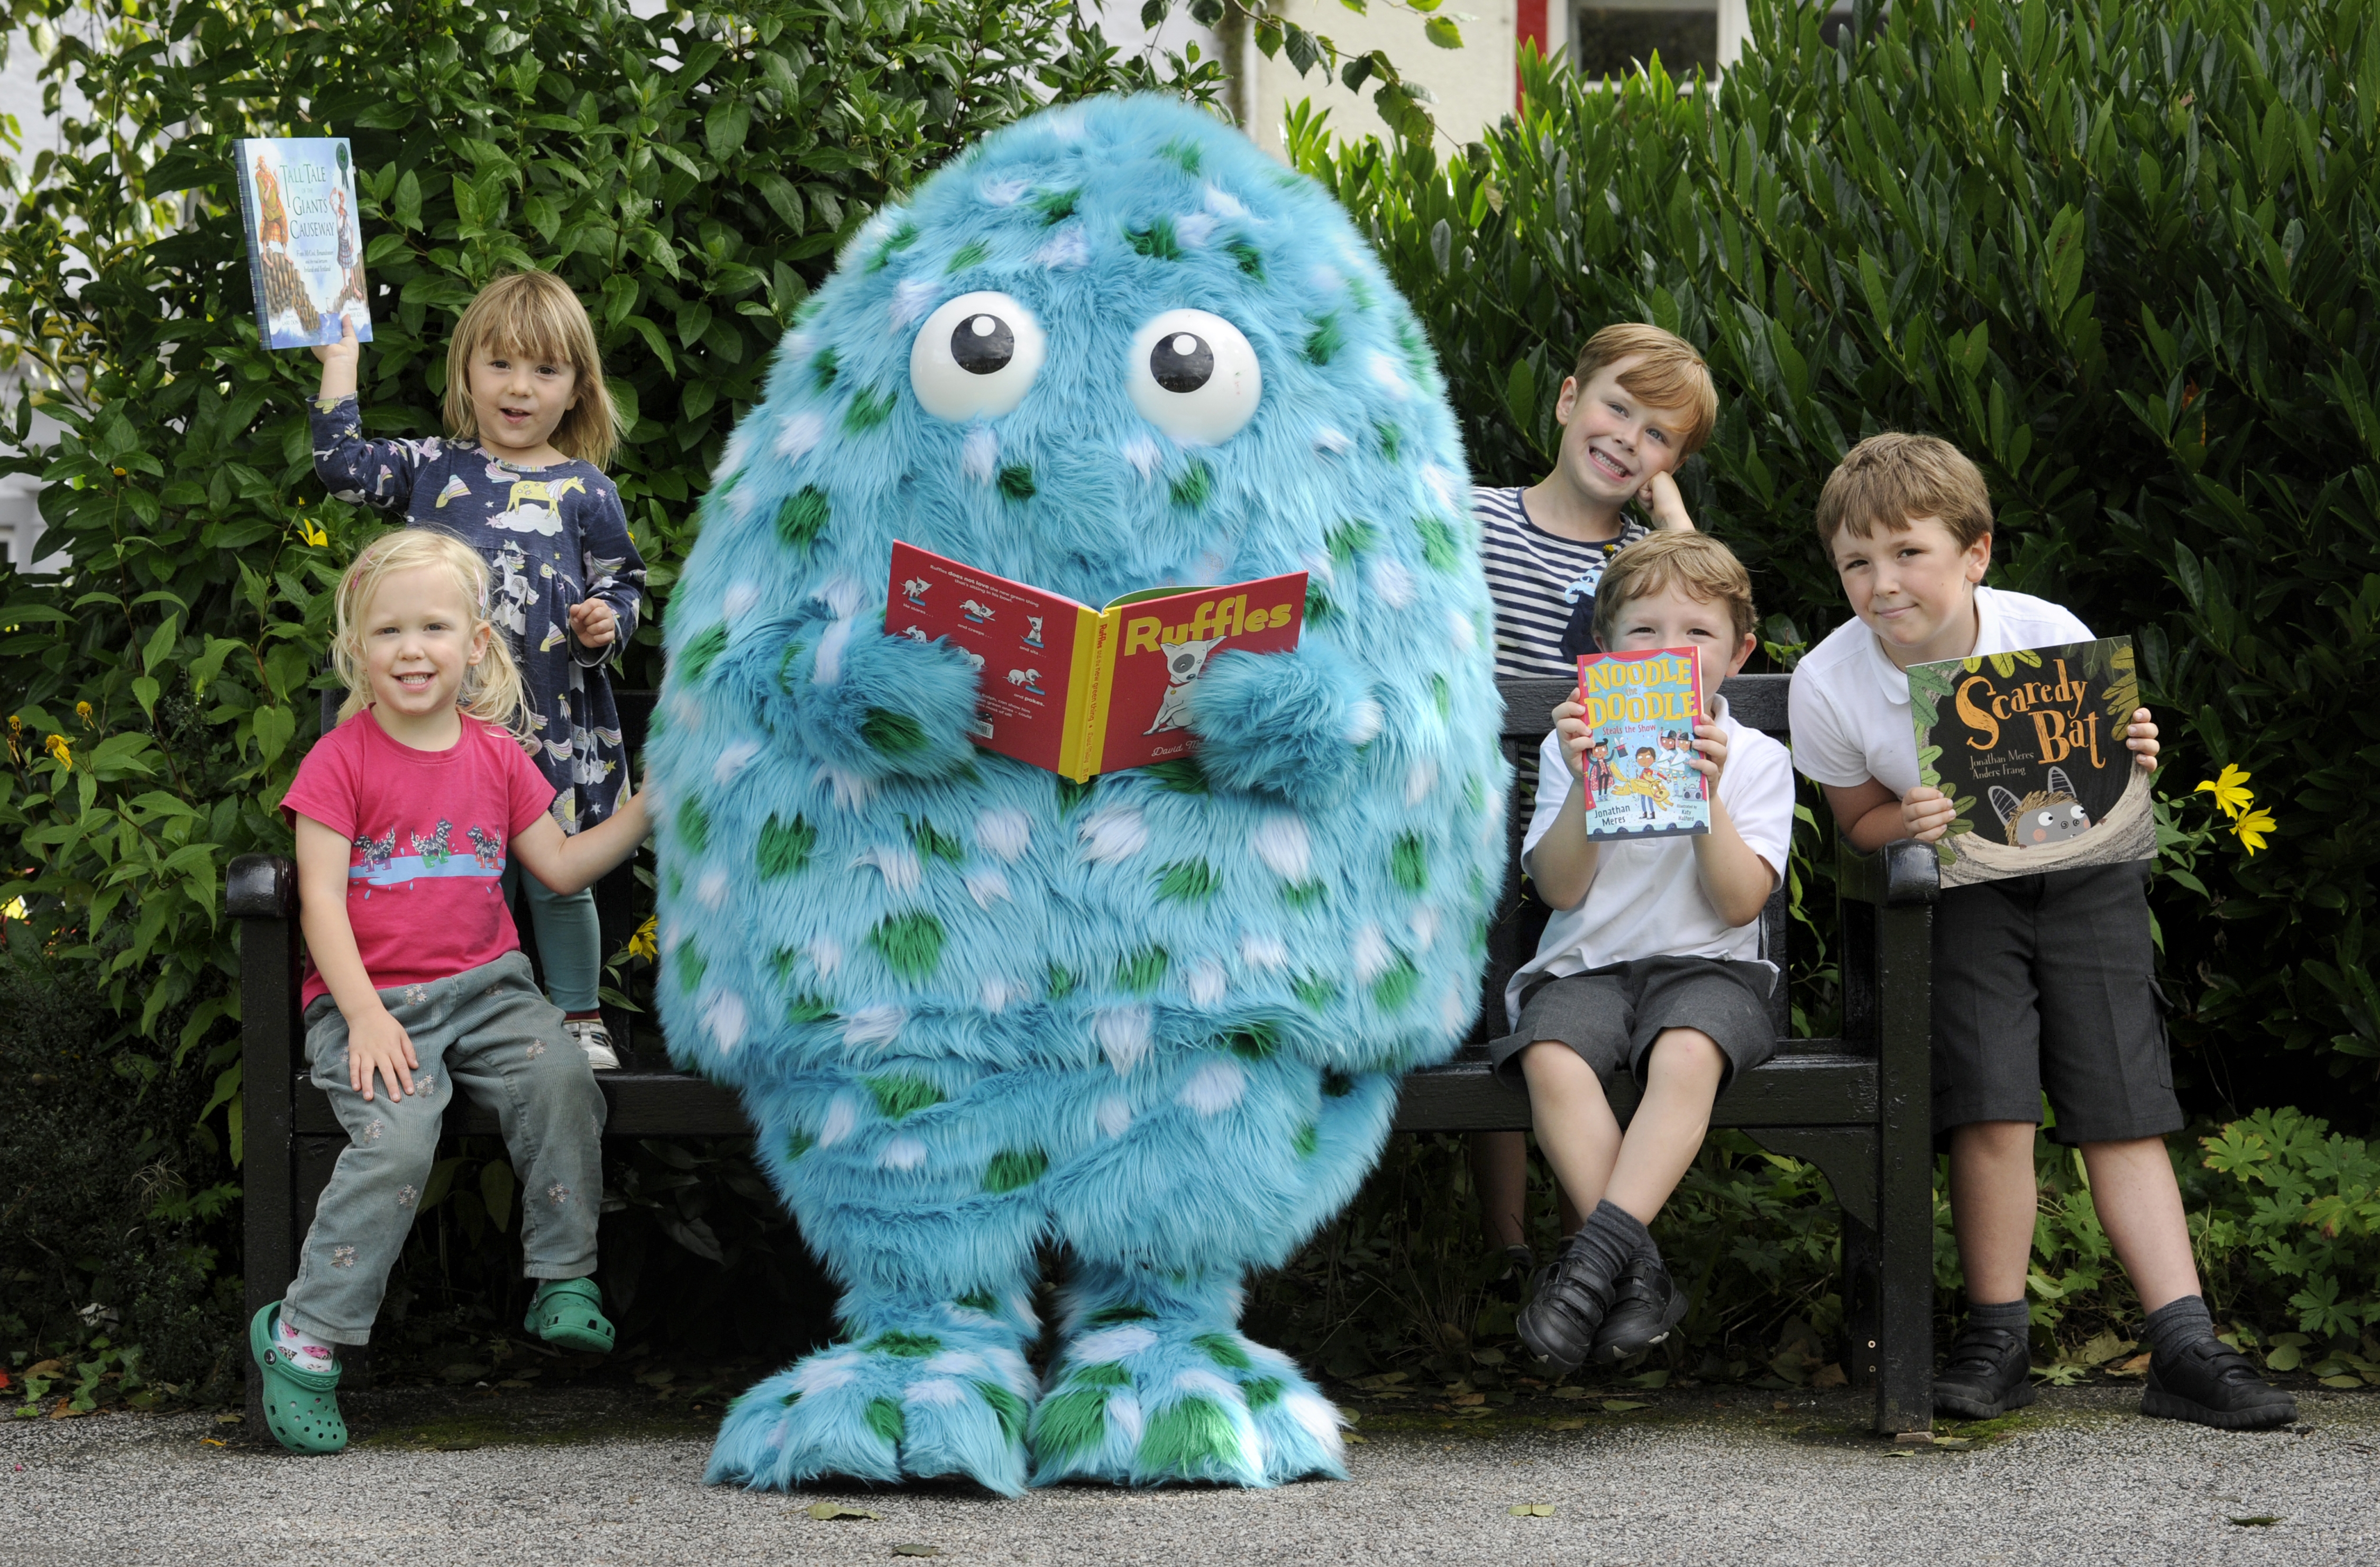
[1496,533,1796,1371]
[1789,433,2294,1429]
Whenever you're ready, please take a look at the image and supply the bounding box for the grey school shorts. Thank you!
[1487,955,1780,1091]
[1932,860,2182,1147]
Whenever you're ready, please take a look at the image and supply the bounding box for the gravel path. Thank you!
[8,1384,2374,1565]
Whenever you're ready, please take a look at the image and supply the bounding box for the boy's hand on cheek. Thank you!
[2126,707,2159,772]
[1639,471,1697,532]
[348,1009,419,1102]
[1901,785,1955,844]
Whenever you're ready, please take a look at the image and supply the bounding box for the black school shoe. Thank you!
[2141,1335,2297,1431]
[1933,1322,2038,1419]
[1590,1254,1687,1365]
[1516,1234,1618,1374]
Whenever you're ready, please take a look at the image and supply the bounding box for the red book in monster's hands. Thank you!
[887,541,1307,782]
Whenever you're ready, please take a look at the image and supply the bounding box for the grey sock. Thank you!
[1569,1198,1654,1281]
[2141,1294,2216,1363]
[1965,1297,2029,1333]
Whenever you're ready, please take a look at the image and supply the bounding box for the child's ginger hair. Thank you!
[1814,432,1993,552]
[1570,323,1719,457]
[1592,530,1759,646]
[331,530,530,735]
[443,271,620,469]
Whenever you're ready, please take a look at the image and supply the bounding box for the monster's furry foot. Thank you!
[1029,1277,1344,1488]
[706,1300,1038,1496]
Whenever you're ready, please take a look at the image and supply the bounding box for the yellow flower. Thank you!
[299,518,329,547]
[44,734,71,771]
[74,700,93,727]
[2231,807,2276,856]
[0,897,22,921]
[626,914,658,963]
[2196,764,2253,820]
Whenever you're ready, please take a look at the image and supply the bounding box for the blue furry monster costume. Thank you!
[643,95,1505,1494]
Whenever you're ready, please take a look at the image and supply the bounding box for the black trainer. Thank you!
[1933,1322,2037,1418]
[1516,1234,1618,1374]
[2141,1335,2297,1430]
[1589,1253,1685,1364]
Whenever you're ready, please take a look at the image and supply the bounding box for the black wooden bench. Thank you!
[234,673,1937,1435]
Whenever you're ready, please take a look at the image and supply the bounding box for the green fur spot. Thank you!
[757,814,816,878]
[786,993,837,1025]
[1241,1375,1286,1410]
[1293,1122,1319,1158]
[1281,879,1326,910]
[870,912,946,983]
[1087,1305,1156,1326]
[863,1330,942,1358]
[1145,757,1209,794]
[1157,137,1202,175]
[1032,1386,1112,1461]
[861,708,929,756]
[786,1126,815,1159]
[1347,271,1379,311]
[1374,420,1402,462]
[908,815,965,865]
[1416,516,1462,571]
[866,1072,944,1121]
[1070,1360,1133,1387]
[865,1396,905,1446]
[1194,1333,1253,1370]
[955,1289,998,1313]
[774,640,807,690]
[975,1379,1029,1442]
[984,1147,1048,1193]
[678,622,729,684]
[1292,972,1340,1009]
[1139,1396,1241,1474]
[1303,314,1345,366]
[1226,1023,1278,1061]
[1116,946,1169,994]
[1031,187,1080,224]
[1304,582,1334,625]
[866,221,919,272]
[1325,519,1376,566]
[1046,962,1077,1001]
[1390,832,1429,892]
[1371,954,1420,1012]
[1155,859,1221,905]
[675,942,707,997]
[1464,774,1488,814]
[813,344,839,388]
[1057,776,1097,815]
[997,464,1036,500]
[844,386,895,433]
[1169,460,1212,509]
[1431,673,1452,718]
[676,796,709,855]
[946,237,991,274]
[1224,237,1265,279]
[1126,217,1181,260]
[1322,1070,1354,1097]
[776,485,830,552]
[779,1389,802,1408]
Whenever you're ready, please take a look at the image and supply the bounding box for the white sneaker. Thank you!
[563,1016,621,1070]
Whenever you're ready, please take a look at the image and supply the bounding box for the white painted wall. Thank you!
[1241,0,1518,158]
[1,31,72,572]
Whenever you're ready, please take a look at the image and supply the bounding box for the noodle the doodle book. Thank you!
[1907,636,2156,888]
[886,541,1306,782]
[234,137,372,350]
[1572,647,1709,840]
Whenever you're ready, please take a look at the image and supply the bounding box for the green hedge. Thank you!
[1295,0,2380,1120]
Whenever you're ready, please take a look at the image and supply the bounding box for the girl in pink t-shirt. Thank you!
[254,530,651,1455]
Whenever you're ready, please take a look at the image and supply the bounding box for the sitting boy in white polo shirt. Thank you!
[1788,432,2293,1429]
[1494,532,1795,1371]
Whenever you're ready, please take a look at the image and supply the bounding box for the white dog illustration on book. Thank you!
[1144,634,1228,735]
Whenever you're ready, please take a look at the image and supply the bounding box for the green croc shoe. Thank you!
[525,1277,615,1353]
[251,1302,347,1454]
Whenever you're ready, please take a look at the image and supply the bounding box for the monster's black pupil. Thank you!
[1150,332,1213,393]
[951,314,1014,375]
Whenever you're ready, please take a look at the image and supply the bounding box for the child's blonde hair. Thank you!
[331,530,529,735]
[1815,432,1993,553]
[443,271,619,470]
[1594,530,1759,645]
[1570,323,1720,457]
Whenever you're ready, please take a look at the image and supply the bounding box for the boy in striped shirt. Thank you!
[1471,323,1719,1278]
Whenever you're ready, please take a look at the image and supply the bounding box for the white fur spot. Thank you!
[722,582,762,623]
[726,482,762,525]
[1308,263,1343,294]
[1448,606,1477,652]
[925,1349,989,1377]
[1078,805,1148,864]
[1440,986,1467,1033]
[964,868,1011,910]
[818,1094,861,1148]
[981,176,1029,206]
[1185,959,1226,1007]
[660,919,686,956]
[1352,925,1394,984]
[702,988,747,1053]
[880,1134,928,1171]
[1409,905,1441,952]
[1371,557,1415,610]
[981,976,1019,1012]
[666,691,704,734]
[1174,211,1218,249]
[1405,759,1438,808]
[782,330,816,362]
[1096,1095,1133,1139]
[715,426,752,484]
[1421,463,1461,511]
[855,843,923,895]
[812,617,855,686]
[975,807,1031,863]
[843,1005,905,1048]
[1284,1389,1345,1444]
[1037,227,1088,270]
[1249,813,1312,882]
[962,425,999,484]
[695,868,730,909]
[1298,547,1335,589]
[1344,698,1384,746]
[1312,425,1352,456]
[1368,351,1410,399]
[890,278,940,330]
[1109,1391,1145,1446]
[774,409,825,461]
[791,1358,859,1395]
[816,573,866,619]
[815,765,877,811]
[1171,1367,1242,1403]
[1070,1325,1157,1363]
[1240,931,1289,971]
[1179,1058,1248,1116]
[1096,1006,1152,1077]
[1203,184,1248,219]
[808,936,844,977]
[712,738,761,785]
[1121,432,1162,478]
[903,1377,967,1408]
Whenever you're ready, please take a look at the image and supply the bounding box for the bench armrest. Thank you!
[227,853,298,920]
[1836,839,1940,908]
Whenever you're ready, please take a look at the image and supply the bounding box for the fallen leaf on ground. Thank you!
[1551,1386,1590,1400]
[1810,1363,1848,1389]
[804,1502,882,1521]
[199,1437,225,1447]
[1548,1419,1586,1431]
[1602,1399,1650,1413]
[2227,1516,2281,1527]
[24,1361,63,1379]
[1625,1369,1671,1388]
[1882,1449,1917,1459]
[2319,1375,2363,1389]
[1508,1502,1555,1517]
[1451,1393,1486,1406]
[1343,1432,1369,1444]
[48,1404,82,1419]
[1932,1436,1973,1450]
[892,1546,940,1557]
[2108,1353,2153,1378]
[1772,1400,1791,1412]
[215,1413,243,1424]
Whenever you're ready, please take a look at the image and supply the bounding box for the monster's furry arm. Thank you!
[708,610,982,780]
[1185,641,1380,804]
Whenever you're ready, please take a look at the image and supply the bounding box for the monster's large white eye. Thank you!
[1128,309,1261,444]
[909,291,1046,421]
